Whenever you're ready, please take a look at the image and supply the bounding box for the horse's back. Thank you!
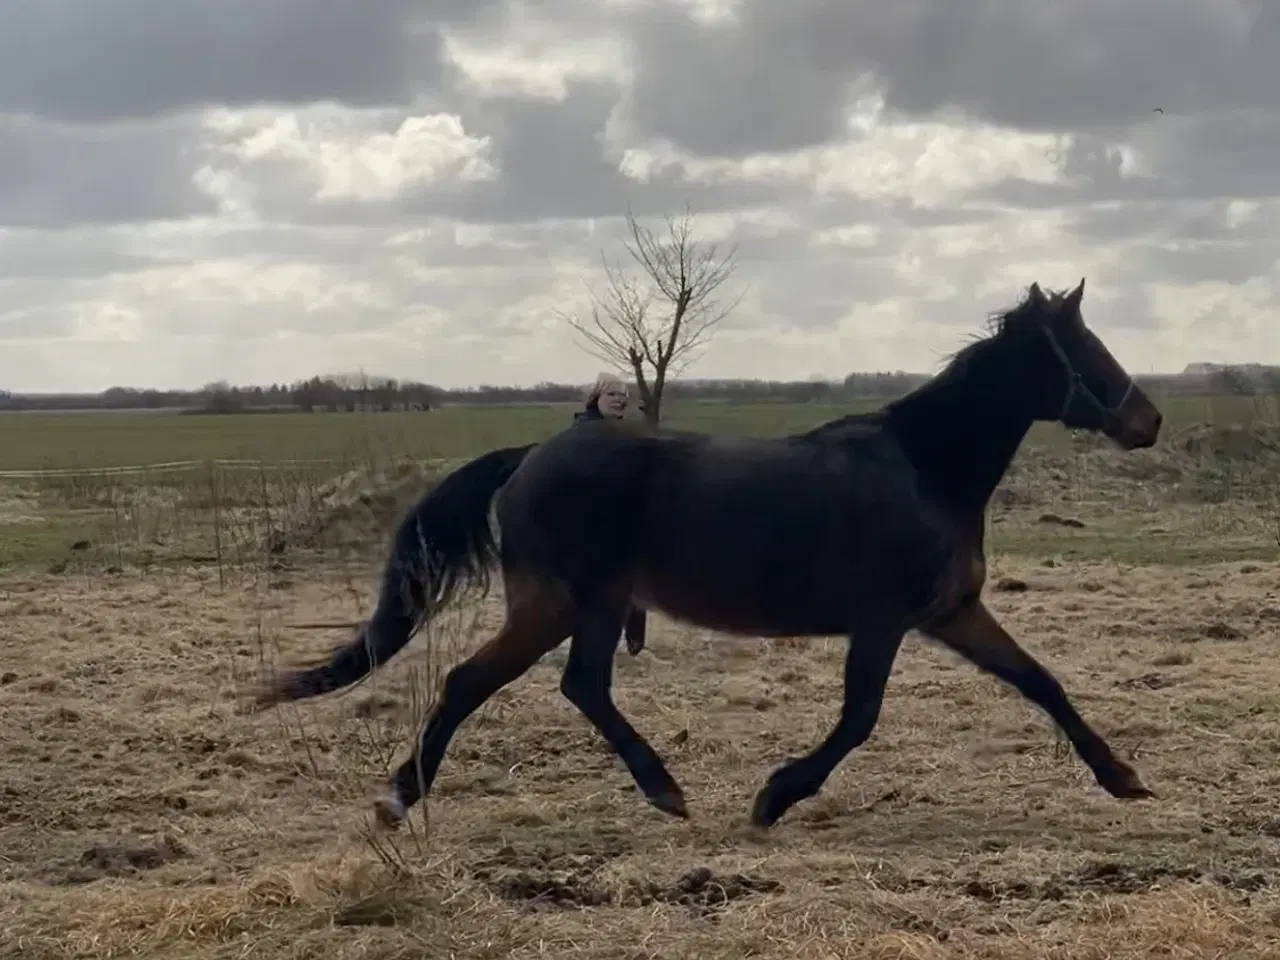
[494,420,668,584]
[642,427,951,623]
[496,419,952,630]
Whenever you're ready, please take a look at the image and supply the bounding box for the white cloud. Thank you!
[634,96,1070,209]
[197,106,496,215]
[443,16,631,100]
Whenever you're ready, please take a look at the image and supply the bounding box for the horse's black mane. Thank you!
[944,285,1067,371]
[797,287,1064,443]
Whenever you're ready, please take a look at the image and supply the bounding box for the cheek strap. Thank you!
[1041,325,1134,422]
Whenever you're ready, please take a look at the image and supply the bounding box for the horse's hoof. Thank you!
[1100,761,1156,800]
[749,790,782,829]
[250,672,302,711]
[649,788,689,819]
[249,681,283,711]
[372,790,406,829]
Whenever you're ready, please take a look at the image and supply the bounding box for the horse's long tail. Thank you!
[254,443,536,708]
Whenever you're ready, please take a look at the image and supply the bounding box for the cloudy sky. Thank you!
[0,0,1275,392]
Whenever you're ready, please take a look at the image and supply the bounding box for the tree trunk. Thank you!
[644,395,661,424]
[647,364,667,424]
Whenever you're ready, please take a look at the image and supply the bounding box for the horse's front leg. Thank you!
[750,614,906,828]
[923,598,1153,800]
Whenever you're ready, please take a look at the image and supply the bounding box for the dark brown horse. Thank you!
[256,279,1163,831]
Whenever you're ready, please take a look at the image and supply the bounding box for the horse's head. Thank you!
[1012,279,1162,450]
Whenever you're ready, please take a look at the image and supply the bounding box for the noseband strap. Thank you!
[1039,325,1134,423]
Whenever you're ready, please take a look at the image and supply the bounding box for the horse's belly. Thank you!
[635,568,854,637]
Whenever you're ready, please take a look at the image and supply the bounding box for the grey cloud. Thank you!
[1067,198,1269,246]
[976,111,1280,214]
[1184,295,1266,339]
[0,304,80,340]
[866,1,1267,132]
[880,202,1003,230]
[1132,242,1276,288]
[134,223,390,269]
[789,197,1004,239]
[725,217,917,331]
[0,0,463,123]
[971,179,1156,214]
[1145,109,1280,199]
[621,3,859,157]
[0,115,217,228]
[136,262,569,349]
[217,221,584,275]
[1049,195,1279,289]
[419,81,734,223]
[0,276,140,341]
[1066,201,1198,245]
[1092,287,1163,335]
[1060,137,1132,192]
[729,227,824,268]
[754,253,906,330]
[0,226,162,279]
[0,222,404,296]
[616,0,1273,158]
[115,220,604,341]
[153,300,403,341]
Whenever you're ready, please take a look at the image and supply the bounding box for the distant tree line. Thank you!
[0,366,1272,414]
[0,372,940,413]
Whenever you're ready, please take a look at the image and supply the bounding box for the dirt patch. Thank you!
[640,867,782,913]
[1172,620,1247,643]
[1037,513,1086,528]
[959,861,1253,902]
[964,860,1271,903]
[486,862,780,914]
[494,869,612,907]
[51,834,191,885]
[993,577,1030,592]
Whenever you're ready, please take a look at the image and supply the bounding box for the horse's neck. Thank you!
[887,363,1034,511]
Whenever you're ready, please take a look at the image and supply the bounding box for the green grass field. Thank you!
[1,394,1279,572]
[0,393,1276,471]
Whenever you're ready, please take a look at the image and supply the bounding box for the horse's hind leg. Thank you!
[375,573,572,828]
[751,614,906,828]
[560,597,686,818]
[923,598,1152,800]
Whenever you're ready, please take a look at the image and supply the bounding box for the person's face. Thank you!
[597,384,628,417]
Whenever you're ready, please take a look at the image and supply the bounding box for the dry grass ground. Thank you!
[6,534,1280,959]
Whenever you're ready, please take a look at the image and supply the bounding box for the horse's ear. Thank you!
[1064,277,1085,310]
[1027,282,1045,304]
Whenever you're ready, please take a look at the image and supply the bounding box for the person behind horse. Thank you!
[574,373,629,422]
[573,373,646,656]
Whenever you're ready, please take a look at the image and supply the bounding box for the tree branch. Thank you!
[561,204,742,422]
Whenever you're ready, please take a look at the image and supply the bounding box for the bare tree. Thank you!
[560,204,743,423]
